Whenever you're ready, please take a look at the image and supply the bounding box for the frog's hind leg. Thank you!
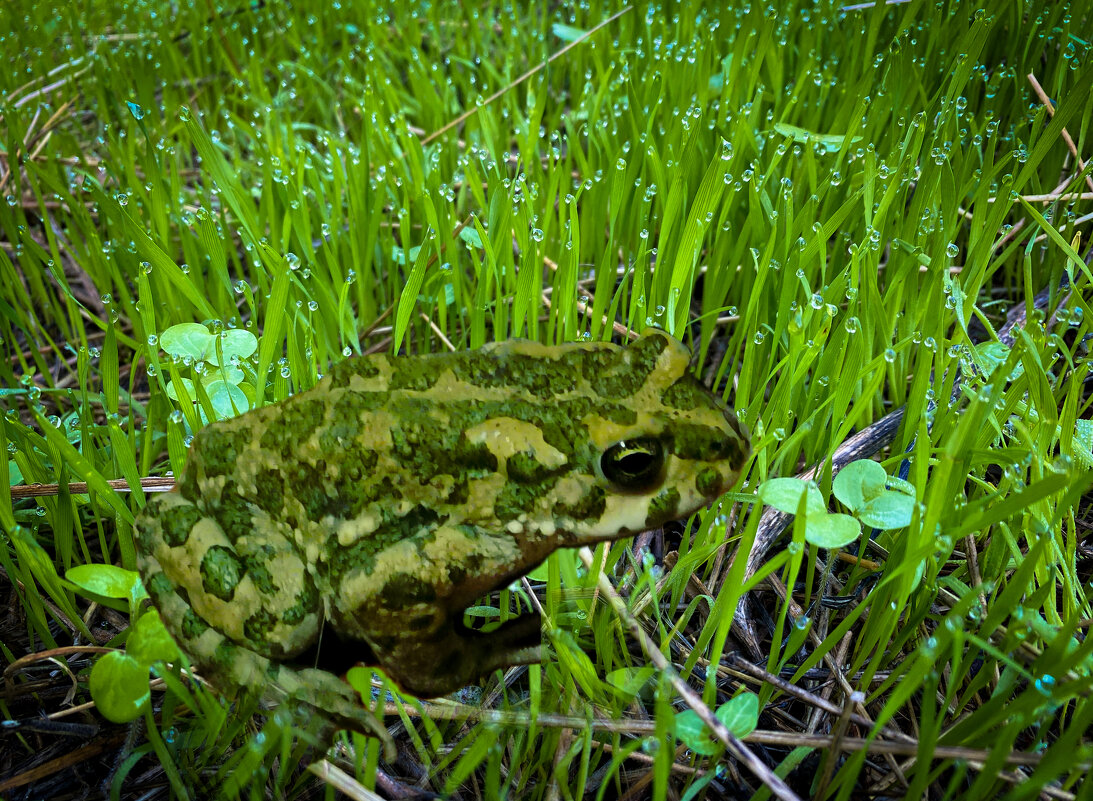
[470,613,543,673]
[134,491,277,695]
[135,492,395,758]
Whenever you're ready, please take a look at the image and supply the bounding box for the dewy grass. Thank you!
[1,1,1092,799]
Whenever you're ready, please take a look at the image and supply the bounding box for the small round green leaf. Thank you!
[715,692,759,738]
[160,323,213,360]
[165,377,196,403]
[758,478,826,516]
[206,380,250,419]
[217,329,258,361]
[674,709,721,756]
[90,651,151,723]
[804,513,860,549]
[202,363,244,386]
[857,494,915,529]
[832,460,887,512]
[458,225,484,249]
[975,341,1018,380]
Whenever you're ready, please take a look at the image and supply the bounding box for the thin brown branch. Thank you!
[422,8,632,145]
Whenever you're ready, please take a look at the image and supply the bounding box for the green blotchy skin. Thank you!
[134,329,748,739]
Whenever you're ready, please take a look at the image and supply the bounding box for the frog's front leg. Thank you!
[356,605,544,698]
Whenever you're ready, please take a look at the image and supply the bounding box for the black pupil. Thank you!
[602,438,664,491]
[616,449,656,477]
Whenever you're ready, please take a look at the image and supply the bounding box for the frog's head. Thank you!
[373,328,748,550]
[551,328,749,543]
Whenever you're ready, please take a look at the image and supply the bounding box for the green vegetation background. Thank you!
[1,1,1091,799]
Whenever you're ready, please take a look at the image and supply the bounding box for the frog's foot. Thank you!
[471,613,543,674]
[375,612,543,698]
[271,664,396,761]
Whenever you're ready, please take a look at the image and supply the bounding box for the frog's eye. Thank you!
[600,437,666,492]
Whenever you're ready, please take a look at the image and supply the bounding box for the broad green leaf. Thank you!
[758,478,827,516]
[66,563,141,599]
[90,651,151,723]
[206,380,250,419]
[804,513,861,548]
[161,323,213,360]
[675,694,759,756]
[217,329,258,361]
[834,460,915,529]
[715,692,759,739]
[773,122,862,149]
[832,459,887,511]
[674,709,721,756]
[552,23,586,42]
[203,364,244,386]
[856,494,916,530]
[165,377,196,403]
[126,608,181,666]
[459,224,484,249]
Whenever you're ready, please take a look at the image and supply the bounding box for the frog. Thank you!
[133,328,749,750]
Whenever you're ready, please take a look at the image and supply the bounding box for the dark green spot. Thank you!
[145,570,175,601]
[646,487,681,525]
[191,424,247,479]
[213,486,257,543]
[553,484,606,521]
[669,423,742,463]
[695,467,723,497]
[323,505,441,582]
[661,377,718,411]
[282,581,320,626]
[158,501,205,548]
[494,480,538,521]
[382,505,441,539]
[243,608,282,651]
[495,461,566,520]
[585,331,669,397]
[390,420,498,483]
[241,545,278,595]
[325,355,381,387]
[253,469,285,516]
[506,451,558,484]
[388,352,448,390]
[201,545,245,602]
[259,398,327,458]
[181,608,210,640]
[446,480,469,505]
[212,640,244,675]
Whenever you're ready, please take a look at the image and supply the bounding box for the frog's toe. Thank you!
[272,665,396,761]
